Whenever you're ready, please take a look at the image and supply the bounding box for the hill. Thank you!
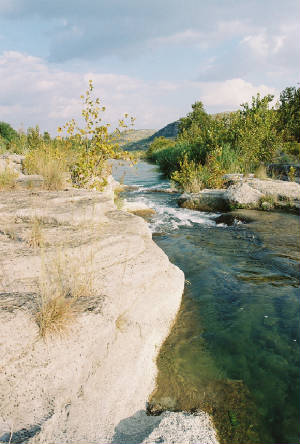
[117,129,156,147]
[122,121,180,151]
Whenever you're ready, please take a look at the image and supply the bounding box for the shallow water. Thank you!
[112,160,300,444]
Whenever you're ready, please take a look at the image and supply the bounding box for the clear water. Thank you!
[112,160,300,444]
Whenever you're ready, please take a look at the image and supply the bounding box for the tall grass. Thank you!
[24,145,69,190]
[0,167,18,190]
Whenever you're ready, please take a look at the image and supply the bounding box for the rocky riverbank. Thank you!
[178,176,300,213]
[0,168,218,443]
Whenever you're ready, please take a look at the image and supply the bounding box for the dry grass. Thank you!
[115,313,129,332]
[254,164,268,180]
[27,217,44,249]
[35,251,96,337]
[24,148,68,190]
[114,191,124,210]
[0,167,18,190]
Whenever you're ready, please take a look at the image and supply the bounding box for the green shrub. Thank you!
[0,121,18,143]
[146,136,175,159]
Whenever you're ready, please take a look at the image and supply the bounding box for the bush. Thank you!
[146,136,175,159]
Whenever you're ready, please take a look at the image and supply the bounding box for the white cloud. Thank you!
[0,51,279,134]
[197,78,277,108]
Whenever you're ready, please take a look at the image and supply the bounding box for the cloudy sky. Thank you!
[0,0,299,134]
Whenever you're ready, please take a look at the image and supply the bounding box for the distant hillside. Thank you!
[123,121,180,151]
[117,129,156,147]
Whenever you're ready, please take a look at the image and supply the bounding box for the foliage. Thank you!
[288,166,296,182]
[146,136,176,159]
[237,94,282,166]
[0,121,18,143]
[171,154,204,192]
[171,147,225,192]
[59,80,134,190]
[277,86,300,142]
[151,91,290,190]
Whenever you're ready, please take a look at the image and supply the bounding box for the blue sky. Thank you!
[0,0,299,133]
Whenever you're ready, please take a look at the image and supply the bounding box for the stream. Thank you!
[112,160,300,444]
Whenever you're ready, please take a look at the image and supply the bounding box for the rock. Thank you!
[0,188,194,444]
[178,190,229,212]
[226,182,263,206]
[0,155,24,175]
[123,200,156,216]
[110,410,218,444]
[178,178,300,213]
[16,174,44,189]
[246,177,300,200]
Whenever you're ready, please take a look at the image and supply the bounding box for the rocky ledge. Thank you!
[178,177,300,214]
[0,183,218,443]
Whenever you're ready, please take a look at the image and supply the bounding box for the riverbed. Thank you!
[112,160,300,444]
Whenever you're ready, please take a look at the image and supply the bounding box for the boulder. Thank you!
[178,190,229,212]
[226,182,263,206]
[122,200,156,216]
[16,174,44,189]
[246,177,300,200]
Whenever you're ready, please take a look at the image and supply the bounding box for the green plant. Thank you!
[0,121,18,143]
[288,166,296,182]
[171,154,204,192]
[146,136,176,159]
[259,195,276,211]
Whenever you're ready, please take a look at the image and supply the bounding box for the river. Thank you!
[112,160,300,444]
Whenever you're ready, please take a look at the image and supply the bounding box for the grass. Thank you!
[24,146,68,191]
[114,190,124,209]
[254,164,268,180]
[35,251,96,337]
[0,167,18,190]
[27,217,44,249]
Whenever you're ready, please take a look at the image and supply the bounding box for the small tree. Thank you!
[237,94,281,166]
[58,80,134,189]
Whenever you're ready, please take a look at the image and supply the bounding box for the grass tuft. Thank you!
[35,251,96,337]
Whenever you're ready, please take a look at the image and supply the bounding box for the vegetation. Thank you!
[36,251,96,337]
[1,80,134,191]
[0,167,18,190]
[146,86,299,192]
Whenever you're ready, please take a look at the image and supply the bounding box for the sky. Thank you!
[0,0,299,134]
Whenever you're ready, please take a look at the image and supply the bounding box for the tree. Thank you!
[277,86,300,142]
[237,93,281,165]
[0,121,18,143]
